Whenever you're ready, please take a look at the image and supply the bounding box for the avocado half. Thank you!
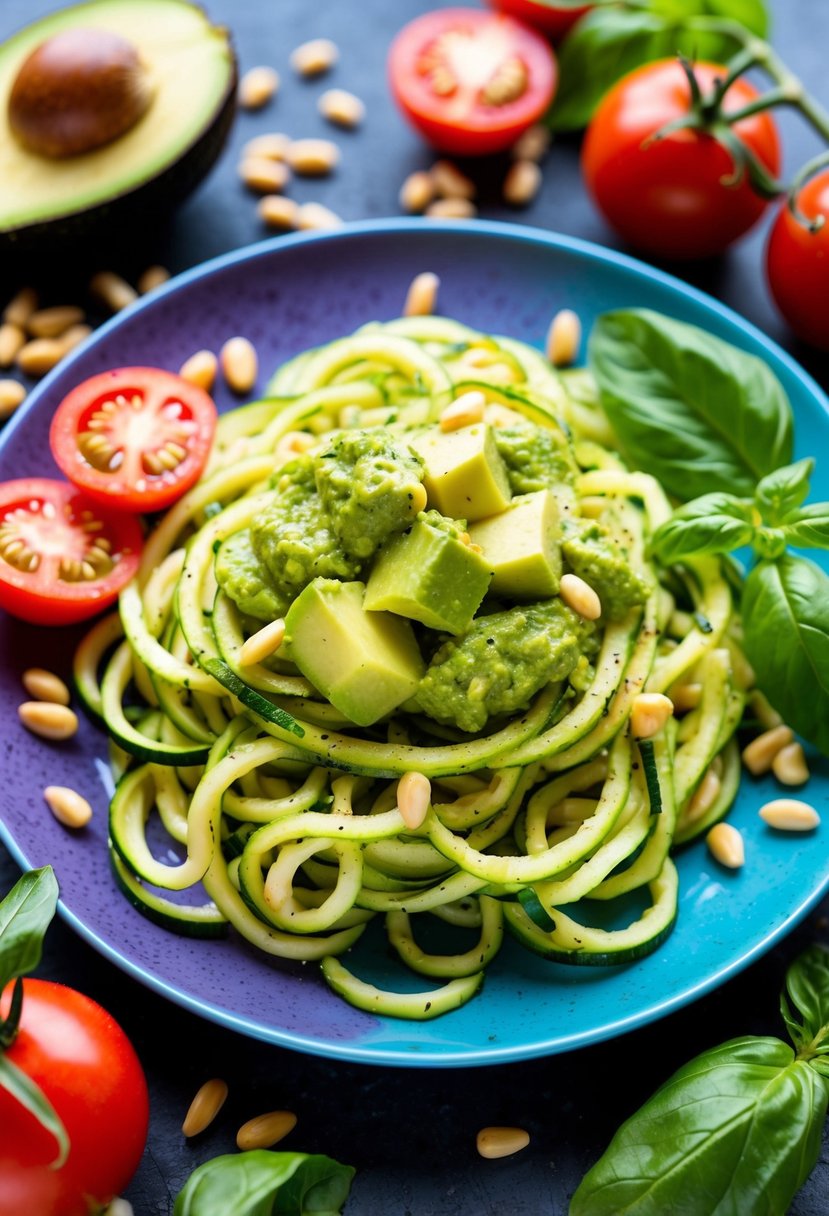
[0,0,237,251]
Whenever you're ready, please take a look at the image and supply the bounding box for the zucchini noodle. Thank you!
[77,314,754,1020]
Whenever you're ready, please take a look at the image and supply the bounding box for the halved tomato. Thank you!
[49,367,216,514]
[0,478,142,625]
[388,8,558,156]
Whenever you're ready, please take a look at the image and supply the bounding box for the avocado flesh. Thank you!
[468,490,562,600]
[0,0,235,232]
[409,423,512,522]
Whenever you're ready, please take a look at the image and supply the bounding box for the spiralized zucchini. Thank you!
[79,314,753,1020]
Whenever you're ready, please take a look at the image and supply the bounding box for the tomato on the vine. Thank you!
[388,7,558,156]
[486,0,592,42]
[0,978,149,1216]
[581,60,781,260]
[766,170,829,351]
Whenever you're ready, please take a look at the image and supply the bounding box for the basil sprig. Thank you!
[174,1150,355,1216]
[570,946,829,1216]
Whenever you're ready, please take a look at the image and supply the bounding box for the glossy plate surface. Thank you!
[1,220,827,1067]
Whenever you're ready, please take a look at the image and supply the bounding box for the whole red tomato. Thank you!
[582,60,781,260]
[766,170,829,350]
[486,0,592,41]
[0,978,149,1216]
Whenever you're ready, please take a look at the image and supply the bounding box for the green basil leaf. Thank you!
[0,867,58,993]
[650,493,755,563]
[756,458,814,524]
[742,555,829,755]
[652,0,769,37]
[570,1037,829,1216]
[0,1054,69,1167]
[782,502,829,550]
[174,1151,355,1216]
[589,310,794,502]
[784,945,829,1052]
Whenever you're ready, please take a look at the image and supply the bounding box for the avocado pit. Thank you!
[8,27,153,158]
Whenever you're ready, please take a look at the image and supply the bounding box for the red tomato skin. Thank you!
[487,0,592,41]
[581,60,781,260]
[388,8,558,156]
[766,171,829,351]
[0,979,149,1216]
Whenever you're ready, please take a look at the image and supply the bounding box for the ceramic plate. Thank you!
[1,219,827,1067]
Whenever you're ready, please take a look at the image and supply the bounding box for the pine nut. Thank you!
[425,198,477,219]
[290,38,338,77]
[22,667,70,705]
[296,202,343,230]
[0,379,26,419]
[476,1126,530,1159]
[236,1109,297,1151]
[559,573,601,621]
[707,822,744,869]
[259,195,300,230]
[398,771,431,829]
[244,132,292,161]
[239,66,279,110]
[670,682,702,713]
[17,338,66,377]
[137,266,170,295]
[631,692,674,740]
[503,160,542,207]
[439,390,486,432]
[239,157,291,194]
[179,350,218,392]
[4,287,38,328]
[512,124,550,162]
[27,306,85,339]
[685,767,721,823]
[742,724,793,776]
[404,271,440,318]
[760,798,821,831]
[60,324,92,354]
[240,619,286,667]
[107,1201,134,1216]
[182,1078,229,1137]
[19,701,78,740]
[748,689,783,731]
[286,139,340,176]
[220,337,258,395]
[431,160,476,200]
[319,88,365,128]
[0,323,26,367]
[411,483,428,513]
[772,741,810,787]
[399,171,435,214]
[90,271,137,313]
[546,309,582,367]
[43,785,92,829]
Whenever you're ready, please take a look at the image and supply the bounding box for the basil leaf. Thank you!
[650,493,755,563]
[570,1036,829,1216]
[782,502,829,550]
[652,0,768,36]
[742,555,829,755]
[174,1151,355,1216]
[0,1054,69,1167]
[0,867,58,993]
[756,458,814,524]
[784,945,829,1053]
[589,310,794,502]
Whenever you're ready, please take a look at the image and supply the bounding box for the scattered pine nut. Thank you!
[296,202,343,230]
[27,305,85,339]
[630,692,674,740]
[0,379,26,419]
[236,1110,297,1151]
[220,337,258,395]
[772,741,810,787]
[403,271,440,317]
[239,157,291,194]
[431,160,476,200]
[503,160,542,207]
[240,619,286,667]
[106,1201,134,1216]
[286,138,340,176]
[244,132,292,161]
[425,198,476,220]
[179,350,218,392]
[742,724,793,776]
[290,38,338,77]
[707,822,744,868]
[0,323,26,367]
[685,768,721,823]
[559,573,601,621]
[137,266,170,295]
[748,689,783,731]
[410,482,428,512]
[319,88,365,128]
[439,390,486,432]
[18,701,78,740]
[17,338,66,378]
[239,66,279,110]
[43,785,92,829]
[4,288,38,328]
[59,324,93,355]
[512,124,550,162]
[670,682,703,713]
[22,668,70,705]
[275,431,317,463]
[182,1078,229,1137]
[258,195,300,230]
[476,1126,530,1159]
[546,309,582,367]
[759,798,820,831]
[90,271,137,314]
[399,170,435,214]
[397,771,431,829]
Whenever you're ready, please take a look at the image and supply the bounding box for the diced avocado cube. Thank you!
[468,490,561,600]
[364,519,493,635]
[409,423,512,522]
[284,579,424,726]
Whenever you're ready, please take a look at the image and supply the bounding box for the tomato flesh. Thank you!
[766,170,829,351]
[0,978,149,1216]
[50,367,216,514]
[0,478,142,625]
[487,0,592,41]
[389,8,558,156]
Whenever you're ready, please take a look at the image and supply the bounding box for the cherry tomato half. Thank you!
[389,7,558,156]
[50,367,217,514]
[581,60,781,260]
[0,978,149,1216]
[486,0,592,42]
[0,477,142,625]
[766,170,829,351]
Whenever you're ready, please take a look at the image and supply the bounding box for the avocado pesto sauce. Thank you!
[84,313,749,1021]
